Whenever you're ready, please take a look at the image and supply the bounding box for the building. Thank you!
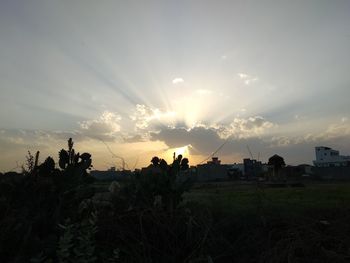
[281,164,313,179]
[207,157,221,165]
[196,157,228,181]
[90,167,132,180]
[313,146,350,167]
[243,158,263,178]
[227,163,244,179]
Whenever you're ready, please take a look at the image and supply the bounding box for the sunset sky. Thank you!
[1,0,350,172]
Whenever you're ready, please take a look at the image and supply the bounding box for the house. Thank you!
[313,146,350,167]
[281,164,313,179]
[196,157,228,181]
[243,158,263,178]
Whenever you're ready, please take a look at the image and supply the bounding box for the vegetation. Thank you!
[0,138,95,262]
[1,139,350,262]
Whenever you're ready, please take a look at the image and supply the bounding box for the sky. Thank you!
[1,0,350,172]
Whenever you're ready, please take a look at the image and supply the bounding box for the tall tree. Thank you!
[268,154,285,178]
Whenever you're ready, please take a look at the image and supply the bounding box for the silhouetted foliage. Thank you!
[0,141,200,262]
[268,154,286,177]
[0,138,95,262]
[37,156,56,176]
[23,150,35,174]
[159,158,168,171]
[59,138,92,172]
[151,156,160,166]
[181,157,189,170]
[2,139,350,262]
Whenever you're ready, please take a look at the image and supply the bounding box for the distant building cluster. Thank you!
[90,166,132,181]
[91,146,350,182]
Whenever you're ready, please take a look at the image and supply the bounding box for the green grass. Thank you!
[184,182,350,216]
[94,180,350,262]
[183,182,350,262]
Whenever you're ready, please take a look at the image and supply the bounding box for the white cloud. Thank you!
[237,72,258,85]
[238,73,248,79]
[172,78,184,84]
[244,78,258,85]
[269,120,350,147]
[317,122,350,140]
[79,111,121,140]
[130,104,176,130]
[269,136,293,147]
[151,115,276,143]
[215,116,276,139]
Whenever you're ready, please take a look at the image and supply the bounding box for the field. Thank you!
[89,180,350,262]
[185,181,350,214]
[94,180,350,215]
[181,181,350,262]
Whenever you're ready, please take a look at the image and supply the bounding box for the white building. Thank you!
[313,146,350,167]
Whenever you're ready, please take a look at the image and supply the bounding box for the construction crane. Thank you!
[199,140,228,164]
[246,145,254,160]
[100,140,129,170]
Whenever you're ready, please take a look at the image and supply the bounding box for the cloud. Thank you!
[0,129,74,149]
[238,73,248,79]
[130,104,176,130]
[150,115,277,156]
[150,126,224,155]
[1,117,350,171]
[79,111,121,141]
[172,78,184,84]
[215,116,276,139]
[122,134,146,143]
[268,119,350,148]
[313,121,350,141]
[0,129,81,172]
[238,72,258,85]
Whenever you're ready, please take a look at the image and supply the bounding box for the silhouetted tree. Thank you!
[268,154,285,178]
[151,156,160,166]
[23,150,40,175]
[37,156,55,176]
[159,159,168,171]
[180,158,189,170]
[171,154,182,175]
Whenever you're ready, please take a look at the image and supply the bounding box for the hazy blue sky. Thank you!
[1,0,350,171]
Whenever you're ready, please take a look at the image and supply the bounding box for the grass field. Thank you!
[95,179,350,215]
[185,181,350,213]
[183,182,350,262]
[92,180,350,262]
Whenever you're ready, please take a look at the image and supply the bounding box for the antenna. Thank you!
[199,140,228,164]
[100,139,128,170]
[246,145,254,160]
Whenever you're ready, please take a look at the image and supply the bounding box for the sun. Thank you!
[174,145,189,156]
[164,145,192,162]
